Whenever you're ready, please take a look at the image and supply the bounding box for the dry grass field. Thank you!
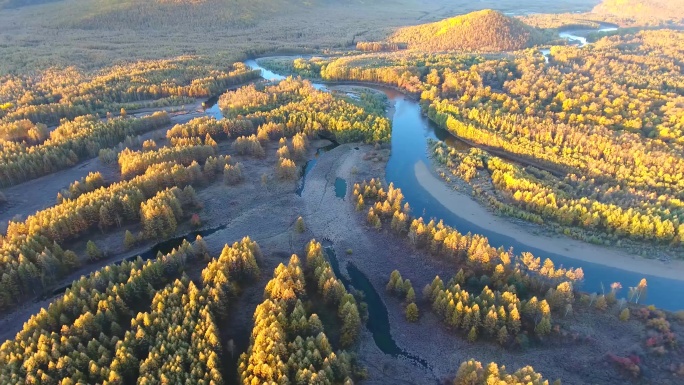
[0,0,601,74]
[521,0,684,28]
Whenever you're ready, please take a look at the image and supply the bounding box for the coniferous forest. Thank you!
[2,0,684,384]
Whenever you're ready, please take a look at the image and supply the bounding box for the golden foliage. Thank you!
[389,10,547,52]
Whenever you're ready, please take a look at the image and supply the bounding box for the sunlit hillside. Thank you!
[522,0,684,28]
[592,0,684,24]
[389,9,548,52]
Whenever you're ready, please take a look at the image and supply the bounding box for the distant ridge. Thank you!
[592,0,684,24]
[388,9,546,52]
[1,0,60,9]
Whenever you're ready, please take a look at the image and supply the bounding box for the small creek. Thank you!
[296,140,339,196]
[322,244,431,371]
[134,224,227,261]
[50,224,227,296]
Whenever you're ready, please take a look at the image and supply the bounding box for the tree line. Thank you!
[0,247,191,384]
[218,78,391,144]
[353,179,585,348]
[0,112,170,187]
[58,171,106,203]
[453,358,558,385]
[431,136,684,247]
[165,116,255,141]
[0,160,210,313]
[356,41,405,52]
[0,59,259,129]
[118,138,215,178]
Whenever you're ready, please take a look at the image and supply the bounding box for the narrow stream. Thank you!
[541,22,619,62]
[323,245,431,371]
[296,141,339,196]
[134,224,227,261]
[50,224,227,296]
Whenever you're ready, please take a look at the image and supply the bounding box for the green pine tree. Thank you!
[86,240,102,261]
[124,230,137,249]
[405,302,419,322]
[295,217,305,233]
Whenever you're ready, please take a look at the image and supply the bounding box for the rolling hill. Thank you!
[388,9,547,52]
[592,0,684,24]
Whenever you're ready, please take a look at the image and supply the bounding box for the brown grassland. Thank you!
[0,0,601,74]
[521,0,684,28]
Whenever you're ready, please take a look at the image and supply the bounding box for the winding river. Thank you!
[236,59,684,311]
[559,23,618,47]
[541,22,619,62]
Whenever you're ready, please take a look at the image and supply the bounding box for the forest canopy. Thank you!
[1,0,683,383]
[388,9,549,52]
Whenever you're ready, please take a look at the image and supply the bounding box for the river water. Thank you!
[541,23,619,62]
[85,29,680,378]
[50,224,227,296]
[322,245,432,370]
[237,59,684,311]
[559,24,618,47]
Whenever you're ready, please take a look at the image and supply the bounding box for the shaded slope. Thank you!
[65,0,395,30]
[70,0,294,29]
